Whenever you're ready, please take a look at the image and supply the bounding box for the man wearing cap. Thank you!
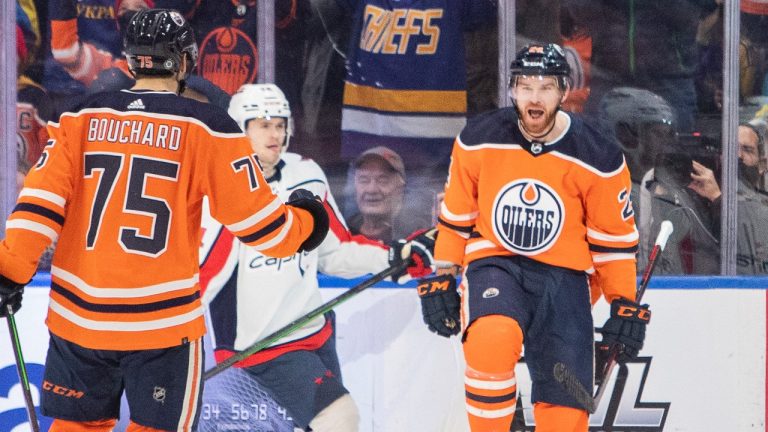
[348,146,433,243]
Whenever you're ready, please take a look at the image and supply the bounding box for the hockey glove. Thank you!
[0,275,26,317]
[417,274,461,338]
[287,188,329,253]
[389,228,437,283]
[598,298,651,363]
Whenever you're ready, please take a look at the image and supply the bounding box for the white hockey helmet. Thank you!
[228,83,293,149]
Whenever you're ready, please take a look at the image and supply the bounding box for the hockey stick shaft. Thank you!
[591,220,672,408]
[5,306,40,432]
[554,221,673,413]
[203,260,410,381]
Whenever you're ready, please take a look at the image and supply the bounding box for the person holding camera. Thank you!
[642,121,768,274]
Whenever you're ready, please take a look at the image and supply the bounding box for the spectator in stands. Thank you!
[583,0,714,132]
[695,1,765,114]
[347,146,434,244]
[640,122,768,274]
[17,18,52,171]
[46,0,138,94]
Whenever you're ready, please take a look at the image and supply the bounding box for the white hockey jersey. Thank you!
[200,152,390,366]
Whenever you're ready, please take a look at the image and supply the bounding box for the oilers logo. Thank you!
[492,179,564,255]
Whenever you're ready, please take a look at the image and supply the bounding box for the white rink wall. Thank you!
[1,277,766,432]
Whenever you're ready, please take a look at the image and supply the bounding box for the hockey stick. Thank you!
[554,220,674,413]
[5,305,40,432]
[203,260,411,381]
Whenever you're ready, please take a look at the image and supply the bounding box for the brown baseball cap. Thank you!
[354,146,406,180]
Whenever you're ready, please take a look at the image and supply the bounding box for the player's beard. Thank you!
[518,104,558,138]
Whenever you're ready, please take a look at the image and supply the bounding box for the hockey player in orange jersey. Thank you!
[415,44,650,431]
[0,9,328,432]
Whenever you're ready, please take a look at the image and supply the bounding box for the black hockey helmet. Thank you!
[510,43,571,85]
[124,8,198,77]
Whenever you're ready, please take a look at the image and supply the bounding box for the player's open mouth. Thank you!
[527,108,544,119]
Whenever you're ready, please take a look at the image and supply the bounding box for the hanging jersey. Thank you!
[0,89,317,351]
[200,152,389,367]
[17,77,52,168]
[435,108,639,302]
[338,0,495,162]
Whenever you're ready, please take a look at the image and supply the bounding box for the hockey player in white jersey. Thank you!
[200,84,436,432]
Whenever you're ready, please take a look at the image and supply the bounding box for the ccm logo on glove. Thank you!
[417,278,452,296]
[616,304,651,321]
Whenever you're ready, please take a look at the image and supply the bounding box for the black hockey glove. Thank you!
[417,274,461,337]
[389,228,436,283]
[0,274,26,318]
[287,188,329,253]
[597,298,651,363]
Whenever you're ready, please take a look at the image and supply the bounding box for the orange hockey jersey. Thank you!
[0,89,316,350]
[435,108,639,302]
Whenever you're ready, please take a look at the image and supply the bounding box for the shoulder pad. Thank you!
[557,115,625,174]
[459,107,518,147]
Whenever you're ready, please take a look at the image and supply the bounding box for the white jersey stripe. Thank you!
[587,227,639,243]
[177,339,202,431]
[440,202,478,222]
[465,240,497,255]
[466,402,517,419]
[51,266,199,298]
[226,197,282,233]
[342,108,466,138]
[6,220,58,242]
[592,253,637,263]
[49,299,204,331]
[18,188,67,208]
[465,376,517,390]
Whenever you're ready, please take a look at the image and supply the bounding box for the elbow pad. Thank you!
[287,189,329,252]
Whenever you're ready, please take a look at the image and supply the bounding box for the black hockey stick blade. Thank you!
[553,362,596,413]
[203,259,410,381]
[6,306,40,432]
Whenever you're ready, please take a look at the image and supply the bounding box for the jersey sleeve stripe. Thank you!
[52,266,199,298]
[465,403,516,419]
[465,376,517,390]
[48,298,204,332]
[238,214,286,243]
[588,244,638,254]
[51,282,200,313]
[226,196,282,232]
[591,253,637,263]
[248,211,295,251]
[437,217,474,234]
[18,188,67,208]
[13,203,65,226]
[586,227,639,243]
[6,220,59,242]
[441,202,478,222]
[465,239,497,255]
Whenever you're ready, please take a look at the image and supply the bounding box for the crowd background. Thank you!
[4,0,768,275]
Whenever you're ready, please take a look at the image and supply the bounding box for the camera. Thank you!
[654,133,720,188]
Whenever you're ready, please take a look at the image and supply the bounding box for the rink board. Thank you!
[1,275,766,432]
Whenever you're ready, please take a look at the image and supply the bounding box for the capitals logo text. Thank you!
[492,179,564,255]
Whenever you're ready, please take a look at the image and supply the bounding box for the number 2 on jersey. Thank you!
[84,152,179,256]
